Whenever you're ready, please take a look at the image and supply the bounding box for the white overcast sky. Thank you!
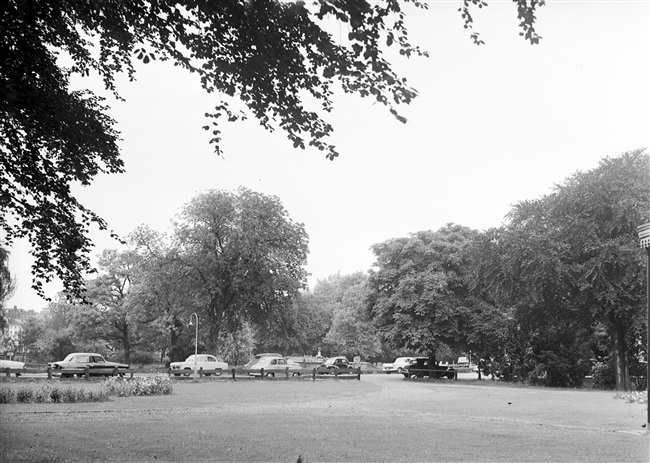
[5,0,650,310]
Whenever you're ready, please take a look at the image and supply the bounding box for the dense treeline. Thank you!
[2,150,648,390]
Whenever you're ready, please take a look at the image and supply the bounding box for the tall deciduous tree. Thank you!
[128,225,197,362]
[1,0,545,300]
[172,187,309,349]
[472,150,649,389]
[77,249,141,362]
[321,272,380,359]
[367,223,479,367]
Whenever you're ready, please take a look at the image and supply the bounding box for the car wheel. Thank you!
[173,373,181,377]
[76,373,84,378]
[266,372,275,378]
[292,372,301,377]
[62,374,70,379]
[214,369,222,377]
[204,372,212,377]
[183,368,191,377]
[397,367,403,374]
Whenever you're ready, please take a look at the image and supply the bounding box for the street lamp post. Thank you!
[636,222,650,429]
[189,313,199,372]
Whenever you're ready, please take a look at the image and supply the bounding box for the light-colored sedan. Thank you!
[382,357,416,374]
[246,356,302,378]
[0,359,25,376]
[170,354,228,376]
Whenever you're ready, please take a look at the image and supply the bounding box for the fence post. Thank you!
[357,367,361,381]
[334,369,339,379]
[84,366,90,380]
[232,368,236,381]
[260,368,265,379]
[285,367,289,379]
[4,367,9,378]
[112,366,118,377]
[47,367,52,380]
[312,368,316,380]
[199,367,203,378]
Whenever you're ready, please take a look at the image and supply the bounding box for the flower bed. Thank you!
[0,374,173,404]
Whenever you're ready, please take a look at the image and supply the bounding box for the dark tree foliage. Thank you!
[0,0,545,299]
[471,150,649,388]
[367,223,480,362]
[172,187,309,348]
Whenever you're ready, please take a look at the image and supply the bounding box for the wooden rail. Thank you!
[2,366,362,381]
[1,366,133,380]
[166,366,361,381]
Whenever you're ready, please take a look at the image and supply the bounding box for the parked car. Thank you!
[170,354,228,376]
[243,353,285,370]
[382,357,415,374]
[49,353,130,378]
[402,357,455,379]
[0,359,25,376]
[253,353,283,358]
[318,356,356,374]
[246,356,302,378]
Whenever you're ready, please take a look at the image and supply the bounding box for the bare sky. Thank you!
[5,1,649,310]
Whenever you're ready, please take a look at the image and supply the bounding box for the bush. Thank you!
[592,360,616,389]
[103,374,173,397]
[16,386,35,403]
[0,385,14,403]
[525,351,588,388]
[0,382,108,404]
[0,375,171,404]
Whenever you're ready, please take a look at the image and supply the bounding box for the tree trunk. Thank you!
[612,323,629,391]
[169,319,182,362]
[122,326,131,364]
[427,352,437,378]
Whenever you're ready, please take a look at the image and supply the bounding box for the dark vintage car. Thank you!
[318,356,357,374]
[402,357,455,379]
[49,353,130,378]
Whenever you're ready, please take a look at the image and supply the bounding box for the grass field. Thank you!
[1,374,648,462]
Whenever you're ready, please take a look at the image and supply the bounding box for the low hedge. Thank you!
[0,374,173,404]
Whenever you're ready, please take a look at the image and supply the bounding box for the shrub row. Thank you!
[0,374,173,404]
[103,374,172,397]
[0,383,108,404]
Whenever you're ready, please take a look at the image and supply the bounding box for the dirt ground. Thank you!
[1,374,648,462]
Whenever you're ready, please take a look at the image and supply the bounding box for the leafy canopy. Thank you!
[367,223,479,357]
[1,0,545,299]
[170,187,309,346]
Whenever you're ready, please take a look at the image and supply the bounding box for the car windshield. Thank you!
[63,354,76,362]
